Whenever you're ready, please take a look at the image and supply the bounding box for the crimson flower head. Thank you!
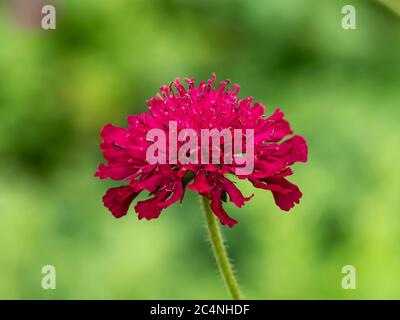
[95,74,307,227]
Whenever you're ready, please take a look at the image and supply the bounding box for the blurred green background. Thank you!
[0,0,399,299]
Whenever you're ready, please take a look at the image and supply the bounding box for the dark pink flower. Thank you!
[95,74,307,227]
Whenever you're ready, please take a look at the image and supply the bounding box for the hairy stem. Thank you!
[200,196,243,300]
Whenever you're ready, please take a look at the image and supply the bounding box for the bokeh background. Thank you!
[0,0,399,299]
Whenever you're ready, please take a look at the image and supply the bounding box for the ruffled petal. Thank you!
[250,177,302,211]
[157,181,184,209]
[218,176,253,208]
[102,185,139,218]
[252,135,308,179]
[95,163,137,180]
[134,191,169,220]
[188,171,212,193]
[255,108,292,144]
[209,189,237,227]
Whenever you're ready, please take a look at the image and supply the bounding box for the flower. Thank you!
[95,74,307,227]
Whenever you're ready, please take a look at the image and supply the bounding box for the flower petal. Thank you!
[134,191,169,220]
[103,185,139,218]
[218,176,253,208]
[209,189,238,227]
[188,171,212,193]
[250,177,302,211]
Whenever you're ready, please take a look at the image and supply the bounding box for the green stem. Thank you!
[200,196,243,300]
